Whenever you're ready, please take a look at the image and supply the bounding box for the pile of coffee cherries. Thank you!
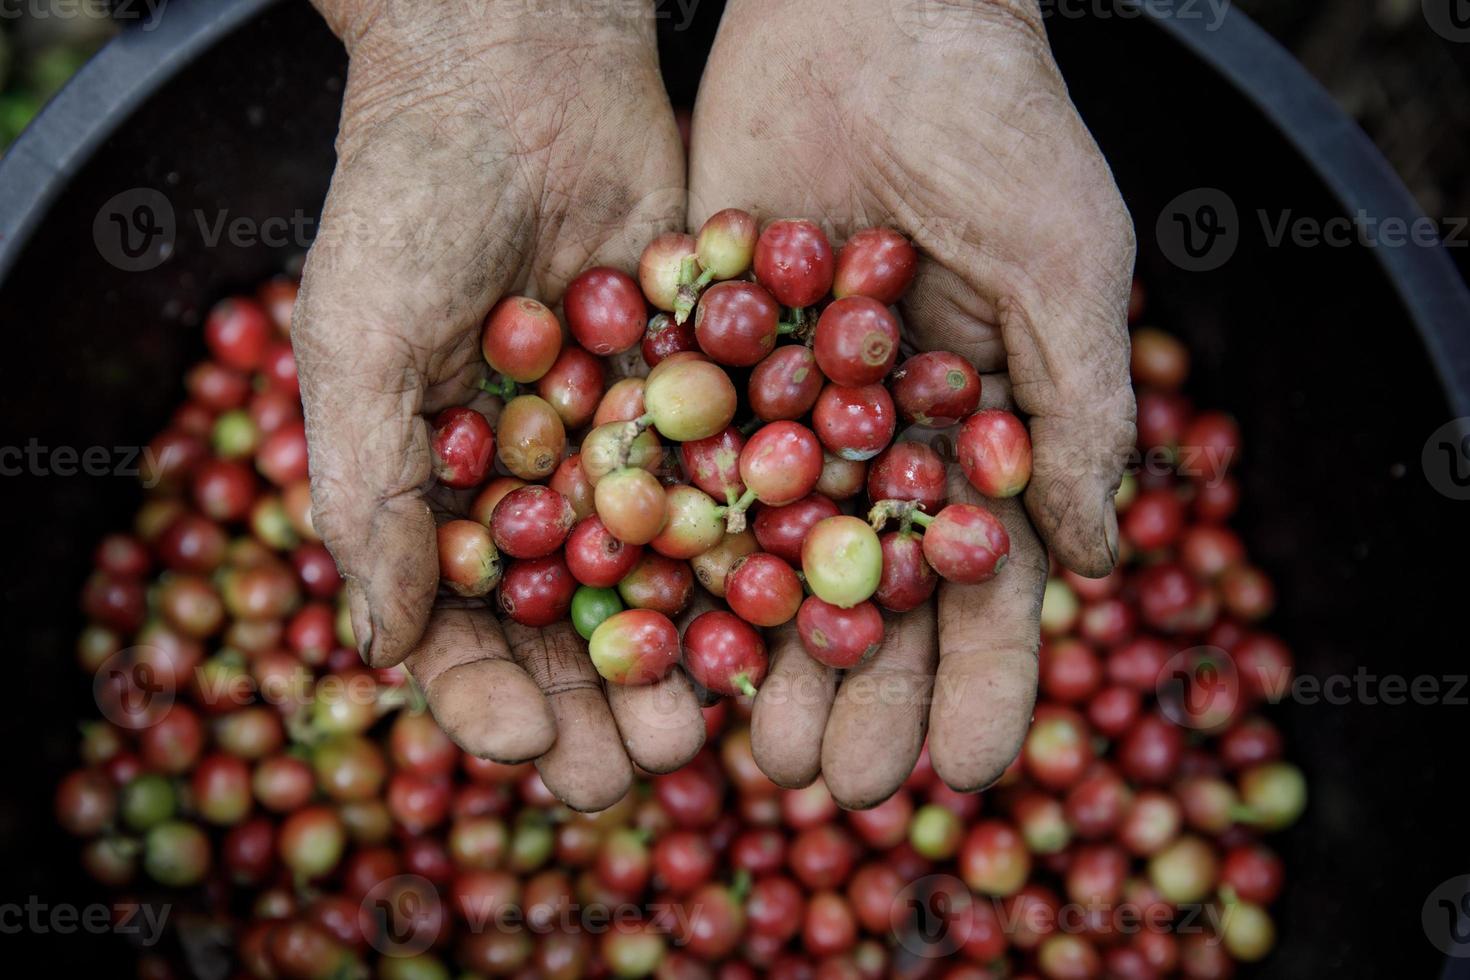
[437,210,1031,695]
[56,255,1305,979]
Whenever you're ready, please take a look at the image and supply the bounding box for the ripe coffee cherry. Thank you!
[496,395,566,481]
[874,530,937,612]
[430,408,497,489]
[644,357,738,441]
[726,553,803,627]
[816,452,867,500]
[753,219,834,308]
[694,281,781,367]
[498,554,576,627]
[752,493,840,565]
[683,611,768,697]
[813,384,896,461]
[651,485,726,560]
[891,352,982,427]
[680,427,746,504]
[958,409,1033,498]
[638,232,698,312]
[802,516,883,608]
[548,454,595,520]
[589,610,681,685]
[205,297,272,370]
[470,476,527,526]
[736,422,824,514]
[536,345,604,429]
[617,552,694,617]
[481,296,562,382]
[914,503,1010,584]
[593,376,646,426]
[868,442,948,515]
[749,345,826,421]
[437,520,502,598]
[813,297,900,387]
[491,486,576,559]
[641,313,698,367]
[565,516,643,587]
[594,467,667,545]
[564,267,646,354]
[796,596,883,668]
[833,227,918,304]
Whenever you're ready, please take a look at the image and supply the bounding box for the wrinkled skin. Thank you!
[296,0,1135,811]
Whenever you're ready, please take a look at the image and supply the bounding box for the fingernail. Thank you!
[345,579,374,663]
[1103,504,1120,566]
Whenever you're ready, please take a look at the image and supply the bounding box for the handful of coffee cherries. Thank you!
[436,211,1033,698]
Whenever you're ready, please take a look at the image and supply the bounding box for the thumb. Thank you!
[293,280,438,668]
[901,240,1135,579]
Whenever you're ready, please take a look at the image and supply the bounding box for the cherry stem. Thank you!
[724,487,758,534]
[732,672,758,698]
[613,415,655,469]
[731,868,753,902]
[868,498,927,531]
[478,375,518,400]
[672,262,714,325]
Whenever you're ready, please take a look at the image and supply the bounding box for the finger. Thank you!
[293,139,523,669]
[605,667,706,774]
[406,604,556,763]
[504,620,634,812]
[900,202,1135,579]
[821,603,936,809]
[928,485,1047,793]
[749,621,838,789]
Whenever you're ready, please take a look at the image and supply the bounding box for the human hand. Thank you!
[689,0,1136,806]
[293,0,703,811]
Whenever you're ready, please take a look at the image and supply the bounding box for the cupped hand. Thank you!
[294,0,703,810]
[689,0,1137,806]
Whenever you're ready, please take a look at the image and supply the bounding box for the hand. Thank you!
[294,0,703,811]
[689,0,1137,806]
